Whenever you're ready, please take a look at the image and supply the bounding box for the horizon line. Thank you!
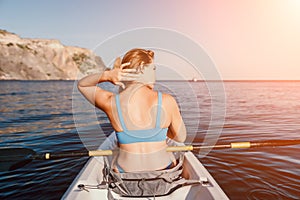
[1,79,300,82]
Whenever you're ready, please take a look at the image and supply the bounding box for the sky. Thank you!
[0,0,300,80]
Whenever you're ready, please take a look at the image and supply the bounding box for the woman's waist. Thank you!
[119,141,167,153]
[116,147,175,172]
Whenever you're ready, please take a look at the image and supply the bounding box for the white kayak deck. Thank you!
[62,152,228,200]
[62,134,229,200]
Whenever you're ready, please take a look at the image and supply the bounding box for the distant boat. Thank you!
[192,77,198,82]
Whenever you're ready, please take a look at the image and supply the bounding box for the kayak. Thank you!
[62,133,229,200]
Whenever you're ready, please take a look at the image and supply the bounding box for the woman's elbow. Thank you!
[175,131,186,143]
[77,81,85,93]
[171,127,187,143]
[178,122,187,142]
[175,136,185,143]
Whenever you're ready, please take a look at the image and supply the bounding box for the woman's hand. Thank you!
[77,57,139,108]
[106,57,139,89]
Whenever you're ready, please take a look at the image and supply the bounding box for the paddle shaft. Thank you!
[32,150,114,160]
[1,139,299,171]
[191,139,300,151]
[33,139,300,159]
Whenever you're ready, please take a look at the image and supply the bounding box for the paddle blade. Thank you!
[0,148,36,171]
[8,159,33,171]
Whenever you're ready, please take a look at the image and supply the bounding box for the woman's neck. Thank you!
[120,82,153,94]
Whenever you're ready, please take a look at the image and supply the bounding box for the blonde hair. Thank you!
[121,48,154,70]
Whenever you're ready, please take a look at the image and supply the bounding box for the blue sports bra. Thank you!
[115,92,168,144]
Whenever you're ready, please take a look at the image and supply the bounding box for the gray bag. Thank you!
[102,153,200,199]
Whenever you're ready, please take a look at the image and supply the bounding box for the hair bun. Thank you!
[147,50,154,57]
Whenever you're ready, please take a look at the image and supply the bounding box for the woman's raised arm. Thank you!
[77,61,136,110]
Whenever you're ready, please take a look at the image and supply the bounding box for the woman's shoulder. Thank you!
[161,92,177,106]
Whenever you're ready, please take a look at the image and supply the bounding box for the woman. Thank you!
[78,48,186,172]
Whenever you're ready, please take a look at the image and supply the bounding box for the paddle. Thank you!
[0,148,113,171]
[1,139,299,171]
[167,139,300,152]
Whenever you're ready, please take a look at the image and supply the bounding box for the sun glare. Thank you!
[284,0,300,17]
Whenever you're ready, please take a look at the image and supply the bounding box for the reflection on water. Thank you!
[0,80,300,199]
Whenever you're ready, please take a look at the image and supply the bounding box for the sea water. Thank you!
[0,80,299,199]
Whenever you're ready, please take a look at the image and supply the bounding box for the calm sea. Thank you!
[0,80,299,200]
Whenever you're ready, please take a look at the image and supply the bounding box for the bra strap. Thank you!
[155,92,162,128]
[115,95,127,130]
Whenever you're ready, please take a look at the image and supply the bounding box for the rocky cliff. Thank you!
[0,30,105,80]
